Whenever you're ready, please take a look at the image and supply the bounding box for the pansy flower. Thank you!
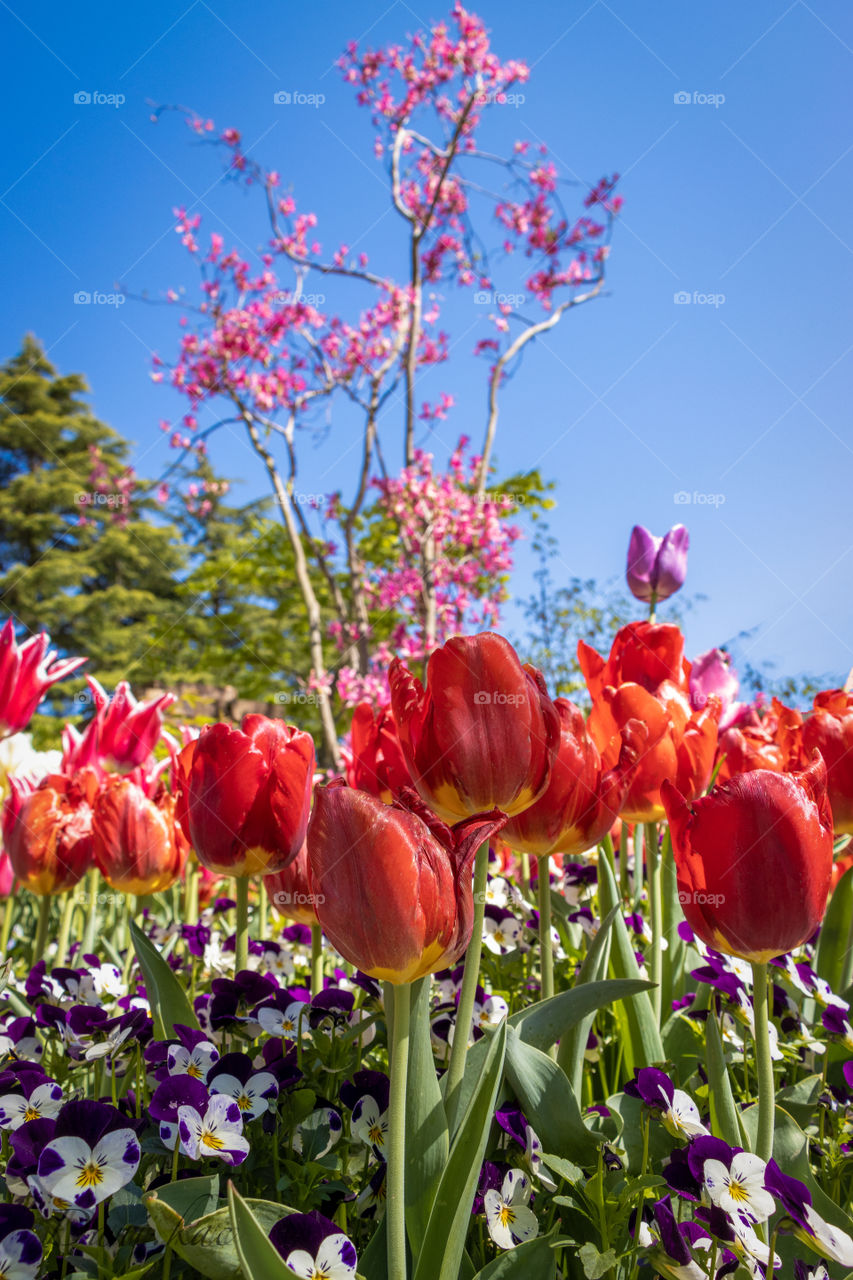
[484,1168,538,1250]
[36,1100,141,1218]
[207,1051,279,1121]
[625,1068,708,1139]
[0,1016,42,1061]
[177,1091,250,1166]
[764,1159,853,1265]
[495,1106,556,1190]
[483,907,523,956]
[355,1164,387,1220]
[0,1205,42,1280]
[341,1071,390,1158]
[702,1150,775,1227]
[167,1026,220,1081]
[473,992,509,1032]
[149,1075,209,1150]
[270,1210,358,1279]
[0,1071,62,1129]
[256,988,312,1040]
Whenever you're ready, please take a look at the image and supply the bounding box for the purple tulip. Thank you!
[626,525,689,604]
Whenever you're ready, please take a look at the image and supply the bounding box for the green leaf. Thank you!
[556,906,617,1093]
[405,975,449,1255]
[413,1021,507,1280]
[596,848,664,1069]
[145,1188,293,1280]
[473,1234,557,1279]
[504,1026,600,1166]
[228,1183,295,1280]
[130,918,200,1040]
[659,831,685,1015]
[540,1152,584,1185]
[510,977,654,1055]
[815,864,853,995]
[704,1011,742,1147]
[776,1074,824,1129]
[145,1174,219,1224]
[579,1242,617,1279]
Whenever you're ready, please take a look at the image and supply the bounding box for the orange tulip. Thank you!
[265,842,318,926]
[2,771,97,895]
[93,776,186,896]
[578,622,720,823]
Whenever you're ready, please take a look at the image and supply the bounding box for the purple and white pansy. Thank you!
[270,1210,358,1279]
[176,1091,250,1166]
[483,1168,538,1250]
[207,1051,279,1121]
[0,1072,62,1130]
[36,1101,141,1218]
[0,1205,42,1280]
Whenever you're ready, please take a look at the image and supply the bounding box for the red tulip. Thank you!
[501,701,646,858]
[0,620,86,738]
[2,771,97,895]
[264,842,318,926]
[179,715,315,876]
[801,690,853,835]
[306,782,506,984]
[579,622,720,822]
[715,724,785,784]
[179,711,315,880]
[62,677,175,776]
[345,703,411,803]
[389,632,560,822]
[661,756,833,962]
[93,776,186,895]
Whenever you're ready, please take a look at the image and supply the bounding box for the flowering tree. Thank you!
[154,3,621,764]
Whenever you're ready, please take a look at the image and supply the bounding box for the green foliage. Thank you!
[0,335,186,707]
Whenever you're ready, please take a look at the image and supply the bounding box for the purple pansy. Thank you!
[340,1071,390,1158]
[270,1210,358,1279]
[625,1068,708,1138]
[207,1051,279,1121]
[177,1092,250,1165]
[36,1100,140,1217]
[0,1205,42,1280]
[0,1070,62,1130]
[256,988,312,1040]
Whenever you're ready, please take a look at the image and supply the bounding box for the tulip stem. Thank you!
[387,981,411,1280]
[646,823,663,1025]
[444,839,489,1134]
[0,882,17,960]
[83,868,99,955]
[751,961,775,1162]
[55,892,76,968]
[311,924,324,996]
[234,877,249,973]
[256,879,267,944]
[538,856,554,1004]
[32,895,52,966]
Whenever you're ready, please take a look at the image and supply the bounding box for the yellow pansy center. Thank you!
[75,1160,104,1189]
[201,1128,225,1151]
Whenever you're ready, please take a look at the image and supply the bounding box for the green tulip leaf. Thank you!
[556,905,617,1093]
[130,918,200,1040]
[413,1020,507,1280]
[405,975,450,1255]
[228,1183,295,1280]
[704,1011,742,1147]
[145,1186,293,1280]
[504,1026,600,1166]
[473,1233,558,1278]
[510,976,654,1055]
[815,864,853,995]
[596,849,665,1069]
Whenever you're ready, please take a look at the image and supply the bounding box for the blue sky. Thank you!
[1,0,852,689]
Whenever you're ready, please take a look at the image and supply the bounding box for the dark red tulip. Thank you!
[306,782,506,984]
[180,715,315,876]
[345,703,411,803]
[264,842,318,926]
[715,724,785,784]
[501,701,646,857]
[389,632,561,822]
[801,691,853,835]
[662,755,833,962]
[93,776,186,895]
[2,771,97,895]
[579,622,720,822]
